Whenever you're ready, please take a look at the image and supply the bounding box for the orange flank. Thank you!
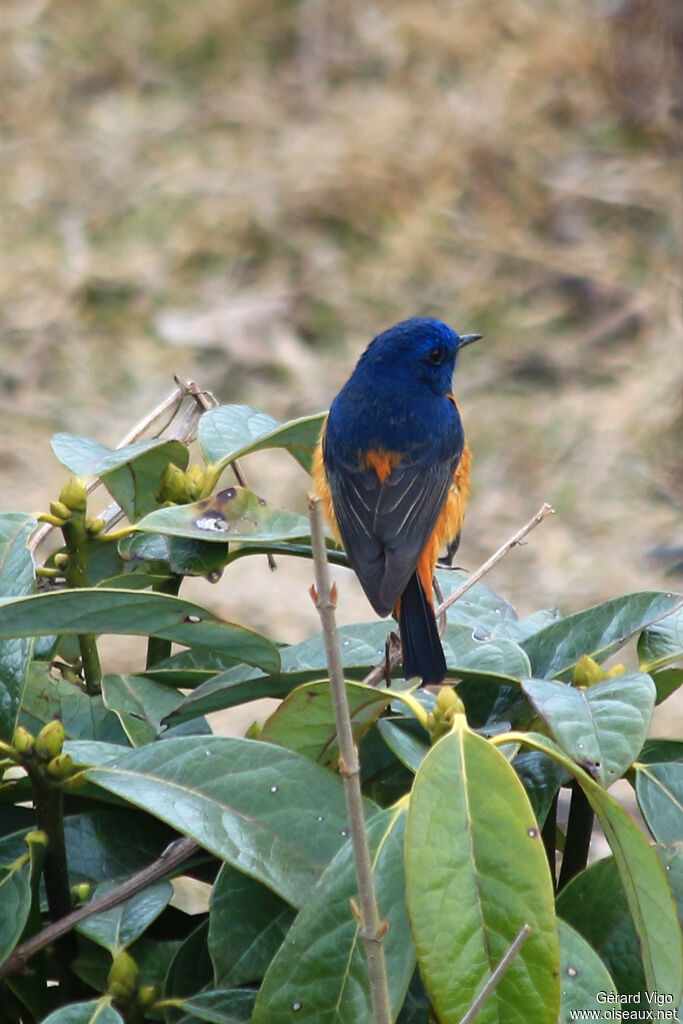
[312,427,339,541]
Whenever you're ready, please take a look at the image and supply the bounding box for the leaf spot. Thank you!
[566,965,578,978]
[269,784,279,793]
[292,1001,303,1012]
[526,827,539,838]
[221,487,237,500]
[185,614,201,623]
[316,815,324,822]
[194,513,230,533]
[258,497,267,506]
[340,828,349,836]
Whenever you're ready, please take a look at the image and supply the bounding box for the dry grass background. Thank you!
[1,0,682,733]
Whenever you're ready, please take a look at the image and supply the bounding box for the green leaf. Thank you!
[0,512,36,742]
[102,674,208,746]
[520,592,683,680]
[512,750,569,826]
[638,603,683,672]
[260,680,395,768]
[652,667,683,704]
[52,434,190,521]
[41,1000,124,1024]
[198,405,326,473]
[134,486,310,544]
[639,739,683,764]
[77,880,172,953]
[119,532,229,577]
[20,663,128,745]
[0,589,280,674]
[252,805,414,1024]
[635,762,683,845]
[434,568,519,634]
[443,623,531,680]
[516,733,683,1000]
[209,864,295,986]
[521,672,655,786]
[405,722,560,1024]
[377,719,429,773]
[85,736,376,907]
[0,859,31,967]
[557,919,617,1022]
[170,989,257,1024]
[165,919,213,999]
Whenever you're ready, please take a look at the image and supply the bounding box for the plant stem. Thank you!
[456,924,530,1024]
[308,495,392,1024]
[61,515,102,694]
[0,836,198,981]
[541,793,558,891]
[146,575,182,668]
[557,781,594,891]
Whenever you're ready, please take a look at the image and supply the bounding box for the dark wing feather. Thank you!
[325,440,458,616]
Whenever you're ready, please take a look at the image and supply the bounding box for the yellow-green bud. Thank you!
[185,464,205,501]
[86,517,106,535]
[34,720,65,761]
[245,721,262,740]
[108,950,139,1004]
[157,462,187,504]
[49,500,72,521]
[24,829,49,849]
[53,552,69,570]
[605,663,626,679]
[573,654,606,688]
[12,726,34,757]
[436,686,464,715]
[72,882,91,902]
[59,477,88,513]
[138,985,157,1009]
[46,753,74,779]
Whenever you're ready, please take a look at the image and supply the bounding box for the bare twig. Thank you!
[456,923,531,1024]
[308,495,392,1024]
[363,503,555,687]
[0,836,198,981]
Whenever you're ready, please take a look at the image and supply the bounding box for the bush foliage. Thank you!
[0,401,681,1023]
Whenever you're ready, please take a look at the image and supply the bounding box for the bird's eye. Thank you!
[428,346,444,365]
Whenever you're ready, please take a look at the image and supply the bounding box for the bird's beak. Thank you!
[457,333,483,349]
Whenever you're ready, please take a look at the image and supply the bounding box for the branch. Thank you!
[0,836,198,981]
[456,923,531,1024]
[308,496,392,1024]
[363,503,555,687]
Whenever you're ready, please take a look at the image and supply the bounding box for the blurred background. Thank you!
[2,1,682,703]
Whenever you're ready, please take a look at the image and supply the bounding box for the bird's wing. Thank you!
[324,443,458,616]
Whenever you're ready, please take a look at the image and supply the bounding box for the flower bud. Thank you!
[53,552,69,570]
[573,654,605,688]
[108,950,139,1004]
[184,464,205,501]
[12,726,34,758]
[34,720,65,761]
[59,477,88,513]
[86,517,106,535]
[157,462,187,504]
[24,829,49,849]
[46,753,74,779]
[138,985,157,1009]
[436,686,464,714]
[49,501,72,521]
[72,882,91,902]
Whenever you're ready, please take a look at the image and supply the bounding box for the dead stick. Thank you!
[308,495,392,1024]
[0,836,198,981]
[363,503,555,687]
[456,923,531,1024]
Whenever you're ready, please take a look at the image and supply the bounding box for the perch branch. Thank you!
[0,836,198,981]
[308,495,392,1024]
[363,503,555,687]
[456,923,531,1024]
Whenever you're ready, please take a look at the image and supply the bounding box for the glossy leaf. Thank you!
[85,736,375,907]
[434,568,518,634]
[198,404,326,473]
[512,749,569,826]
[119,531,229,577]
[639,739,683,764]
[652,667,683,704]
[557,919,617,1022]
[41,1001,124,1024]
[0,589,280,673]
[260,680,395,767]
[377,719,429,773]
[52,434,190,521]
[0,860,31,967]
[522,672,655,786]
[20,663,128,745]
[638,603,683,672]
[518,733,683,1001]
[520,591,683,680]
[635,762,683,845]
[170,989,257,1024]
[165,919,213,998]
[209,864,295,986]
[252,805,414,1024]
[0,512,36,741]
[405,721,560,1024]
[102,674,209,746]
[77,880,172,953]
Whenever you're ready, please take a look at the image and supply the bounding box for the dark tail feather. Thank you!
[397,571,447,685]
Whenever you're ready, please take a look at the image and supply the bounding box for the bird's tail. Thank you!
[397,571,447,685]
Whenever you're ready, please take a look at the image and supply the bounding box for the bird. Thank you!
[312,316,480,685]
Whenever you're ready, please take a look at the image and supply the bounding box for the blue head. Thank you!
[354,317,481,396]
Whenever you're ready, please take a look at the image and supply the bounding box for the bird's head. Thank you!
[359,317,481,394]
